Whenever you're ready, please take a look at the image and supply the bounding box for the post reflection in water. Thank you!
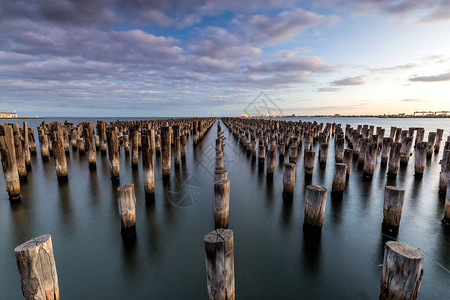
[302,228,322,275]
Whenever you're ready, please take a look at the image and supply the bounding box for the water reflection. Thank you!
[301,229,321,275]
[9,200,30,244]
[330,193,344,227]
[121,233,138,275]
[145,199,161,258]
[58,181,73,232]
[88,171,100,211]
[280,198,293,230]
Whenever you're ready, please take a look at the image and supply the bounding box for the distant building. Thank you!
[0,111,17,118]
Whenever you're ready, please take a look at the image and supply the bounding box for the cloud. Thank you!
[369,63,417,72]
[186,27,263,59]
[421,0,450,23]
[409,72,450,82]
[248,56,335,73]
[332,76,365,86]
[312,0,444,19]
[317,87,342,92]
[0,20,184,66]
[401,99,429,102]
[236,8,339,45]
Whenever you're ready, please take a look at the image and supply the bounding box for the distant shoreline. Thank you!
[0,116,42,119]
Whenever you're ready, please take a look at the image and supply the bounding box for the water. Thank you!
[0,117,449,299]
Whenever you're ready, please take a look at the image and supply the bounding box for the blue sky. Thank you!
[0,0,449,117]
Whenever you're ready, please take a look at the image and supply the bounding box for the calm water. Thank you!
[0,117,449,299]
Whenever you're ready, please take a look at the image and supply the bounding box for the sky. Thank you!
[0,0,449,117]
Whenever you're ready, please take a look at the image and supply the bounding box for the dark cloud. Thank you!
[0,20,183,65]
[186,27,263,59]
[248,56,335,73]
[236,8,339,45]
[0,0,446,33]
[409,72,450,82]
[332,76,365,86]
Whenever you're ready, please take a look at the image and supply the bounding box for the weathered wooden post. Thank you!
[332,163,347,195]
[400,136,413,166]
[142,130,155,196]
[52,127,68,182]
[0,125,21,200]
[117,184,136,236]
[204,229,235,300]
[13,124,27,180]
[181,134,187,161]
[173,125,181,166]
[70,128,78,150]
[335,135,344,163]
[123,135,130,154]
[155,133,161,155]
[258,143,266,169]
[304,150,315,178]
[214,179,230,229]
[251,140,257,160]
[161,126,172,181]
[435,129,444,153]
[439,149,450,194]
[288,144,298,164]
[415,128,424,146]
[278,142,285,161]
[303,185,327,229]
[96,122,106,152]
[377,128,385,149]
[215,149,225,171]
[363,141,377,178]
[357,138,369,167]
[27,128,37,155]
[14,234,60,300]
[380,241,424,300]
[84,124,96,170]
[97,121,107,155]
[343,149,353,176]
[382,186,405,232]
[414,141,427,177]
[282,162,296,200]
[95,135,100,149]
[22,122,31,169]
[380,137,392,166]
[131,129,139,169]
[266,148,276,181]
[38,128,49,161]
[319,143,328,167]
[193,121,199,145]
[76,138,85,155]
[388,142,402,177]
[426,132,436,157]
[442,181,450,226]
[107,128,120,181]
[215,169,227,182]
